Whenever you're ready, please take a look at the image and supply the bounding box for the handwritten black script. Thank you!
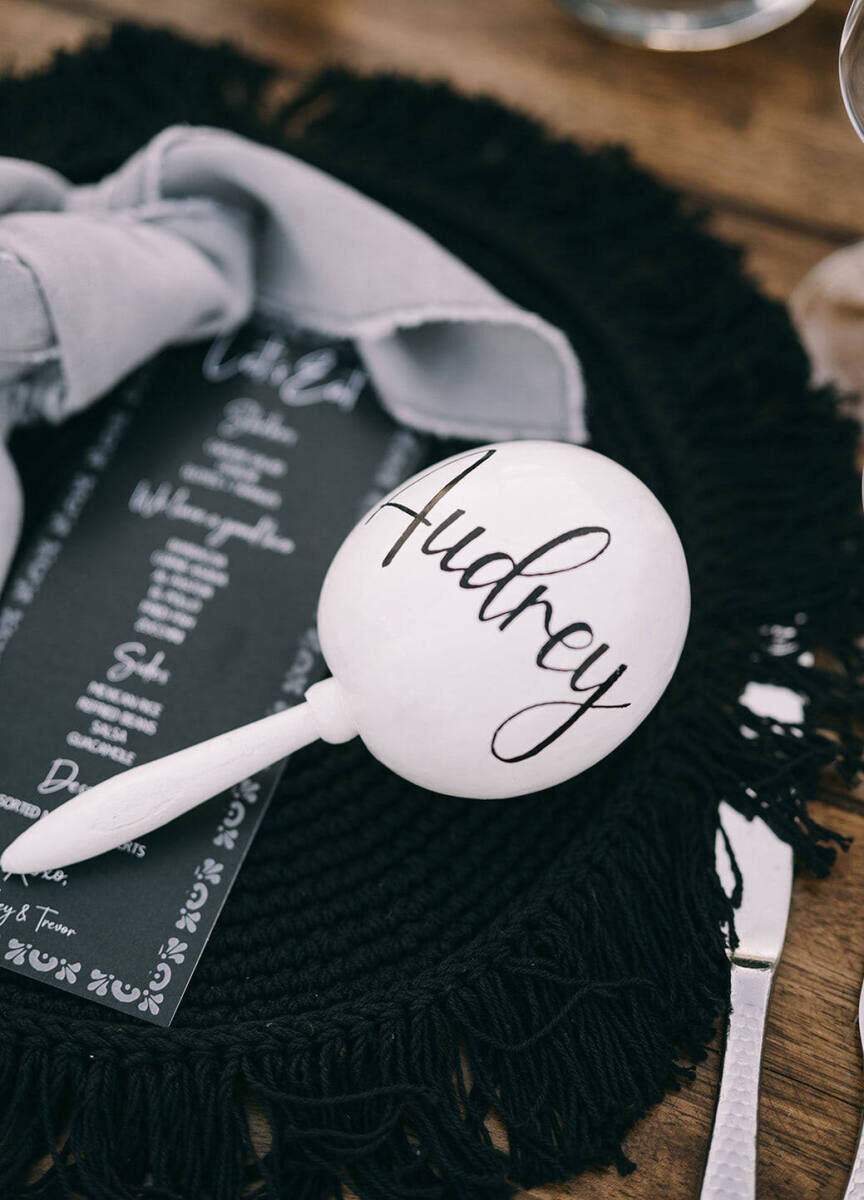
[367,449,630,764]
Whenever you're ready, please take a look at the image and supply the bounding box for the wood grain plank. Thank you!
[0,0,104,73]
[43,0,864,237]
[709,209,841,297]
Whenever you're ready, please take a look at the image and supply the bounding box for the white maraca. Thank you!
[1,440,690,873]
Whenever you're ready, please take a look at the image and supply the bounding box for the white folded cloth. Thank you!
[0,125,587,591]
[790,241,864,402]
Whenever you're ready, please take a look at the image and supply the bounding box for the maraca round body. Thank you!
[317,440,689,799]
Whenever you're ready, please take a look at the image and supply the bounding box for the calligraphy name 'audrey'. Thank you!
[367,449,629,764]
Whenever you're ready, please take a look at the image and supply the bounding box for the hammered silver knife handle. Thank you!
[843,1114,864,1198]
[700,963,774,1200]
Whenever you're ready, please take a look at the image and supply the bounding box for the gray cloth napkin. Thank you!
[790,242,864,403]
[0,126,586,590]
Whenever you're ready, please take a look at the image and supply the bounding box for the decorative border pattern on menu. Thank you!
[3,777,262,1015]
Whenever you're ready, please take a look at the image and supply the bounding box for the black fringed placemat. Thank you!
[2,25,863,1200]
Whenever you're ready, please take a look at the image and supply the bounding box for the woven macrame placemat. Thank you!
[2,25,863,1200]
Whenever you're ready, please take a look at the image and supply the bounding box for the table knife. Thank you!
[842,980,864,1198]
[845,474,864,1199]
[699,800,794,1200]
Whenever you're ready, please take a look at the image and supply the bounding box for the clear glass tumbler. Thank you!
[559,0,814,50]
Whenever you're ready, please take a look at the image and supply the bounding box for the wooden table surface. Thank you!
[3,1,864,1196]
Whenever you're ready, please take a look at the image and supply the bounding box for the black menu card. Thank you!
[0,324,427,1024]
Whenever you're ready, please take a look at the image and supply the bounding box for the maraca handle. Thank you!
[1,678,356,874]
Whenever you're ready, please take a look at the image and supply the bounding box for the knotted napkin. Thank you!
[0,124,585,586]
